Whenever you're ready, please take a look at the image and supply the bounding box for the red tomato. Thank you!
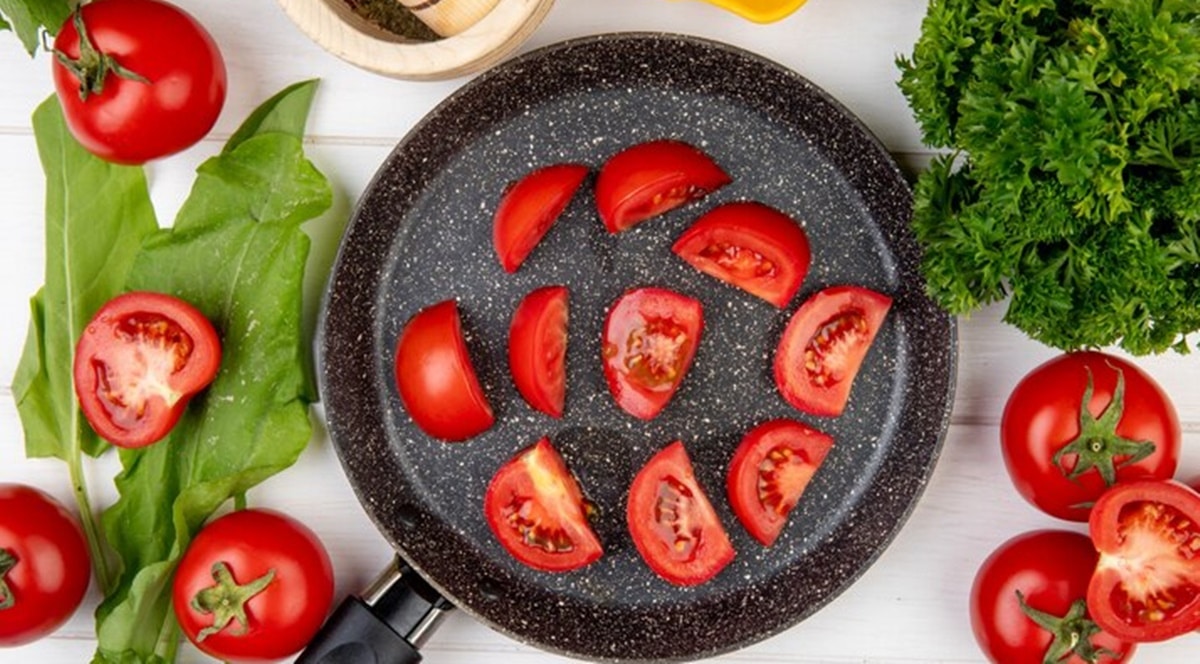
[51,0,226,165]
[627,441,734,586]
[1087,480,1200,642]
[594,139,731,233]
[484,437,603,572]
[601,287,703,420]
[726,419,833,546]
[493,164,589,273]
[773,285,891,417]
[971,530,1134,664]
[1001,351,1180,522]
[0,484,91,647]
[173,509,334,662]
[74,291,222,448]
[672,201,811,308]
[394,300,494,441]
[508,286,569,418]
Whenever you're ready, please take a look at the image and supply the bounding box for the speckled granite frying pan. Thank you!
[316,33,957,663]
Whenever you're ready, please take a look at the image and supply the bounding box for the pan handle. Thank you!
[298,558,454,664]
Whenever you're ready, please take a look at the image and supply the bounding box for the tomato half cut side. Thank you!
[727,419,833,546]
[509,286,569,418]
[484,437,603,572]
[493,164,590,273]
[672,201,811,308]
[601,287,703,420]
[773,285,892,417]
[595,139,731,234]
[394,300,494,442]
[627,441,734,586]
[1087,480,1200,642]
[73,291,222,448]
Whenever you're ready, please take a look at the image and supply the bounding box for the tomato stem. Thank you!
[0,549,16,609]
[53,8,149,101]
[1051,365,1156,486]
[1016,591,1116,664]
[191,562,276,641]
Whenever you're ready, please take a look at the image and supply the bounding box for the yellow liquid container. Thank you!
[697,0,809,23]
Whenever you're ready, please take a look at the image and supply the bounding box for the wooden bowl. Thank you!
[276,0,556,80]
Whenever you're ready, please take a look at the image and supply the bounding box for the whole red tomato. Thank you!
[1001,351,1180,521]
[52,0,227,164]
[0,484,91,647]
[971,530,1134,663]
[172,509,334,662]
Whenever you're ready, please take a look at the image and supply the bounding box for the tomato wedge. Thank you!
[73,291,221,448]
[595,139,731,233]
[773,285,892,417]
[627,441,734,586]
[509,286,568,418]
[1087,480,1200,642]
[727,419,833,546]
[672,201,811,308]
[484,437,603,572]
[493,164,589,273]
[394,300,494,442]
[601,287,703,420]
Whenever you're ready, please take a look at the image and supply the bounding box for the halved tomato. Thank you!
[773,285,892,417]
[1087,480,1200,642]
[484,437,603,572]
[509,286,568,418]
[595,139,731,234]
[727,419,833,546]
[394,300,494,442]
[74,291,222,448]
[672,201,811,308]
[627,441,734,586]
[493,163,590,273]
[601,287,703,420]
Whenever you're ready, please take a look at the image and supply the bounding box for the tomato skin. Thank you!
[52,0,227,165]
[971,530,1134,664]
[773,285,891,417]
[672,201,811,308]
[394,300,495,441]
[627,441,734,586]
[0,484,91,647]
[493,164,589,273]
[74,291,222,449]
[595,139,731,233]
[601,287,703,420]
[484,438,603,572]
[508,286,569,418]
[727,419,832,546]
[1087,480,1200,642]
[173,509,334,662]
[1001,351,1180,522]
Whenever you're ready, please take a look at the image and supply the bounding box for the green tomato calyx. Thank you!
[190,561,276,642]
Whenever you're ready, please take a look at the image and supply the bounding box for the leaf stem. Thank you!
[66,439,113,595]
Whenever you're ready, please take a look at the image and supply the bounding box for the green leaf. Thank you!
[223,79,319,152]
[0,0,72,55]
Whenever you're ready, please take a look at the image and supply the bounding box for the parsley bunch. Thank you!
[897,0,1200,354]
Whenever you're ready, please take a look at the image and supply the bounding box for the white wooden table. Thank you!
[1,1,1197,662]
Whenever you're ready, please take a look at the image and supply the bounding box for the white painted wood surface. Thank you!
[1,1,1197,662]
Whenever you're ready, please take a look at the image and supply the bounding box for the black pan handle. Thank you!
[298,558,454,664]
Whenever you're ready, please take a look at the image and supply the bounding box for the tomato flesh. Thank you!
[595,139,730,233]
[484,438,603,572]
[672,201,811,308]
[773,285,891,417]
[74,291,222,448]
[508,286,569,418]
[493,164,589,273]
[627,441,734,586]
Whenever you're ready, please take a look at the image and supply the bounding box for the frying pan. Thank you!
[307,33,957,663]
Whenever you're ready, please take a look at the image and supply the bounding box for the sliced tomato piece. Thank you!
[627,441,734,586]
[73,291,222,448]
[601,287,703,420]
[394,300,494,442]
[1087,480,1200,642]
[773,285,892,417]
[727,419,833,546]
[493,163,590,273]
[484,437,603,572]
[595,139,731,233]
[672,201,811,308]
[509,286,568,418]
